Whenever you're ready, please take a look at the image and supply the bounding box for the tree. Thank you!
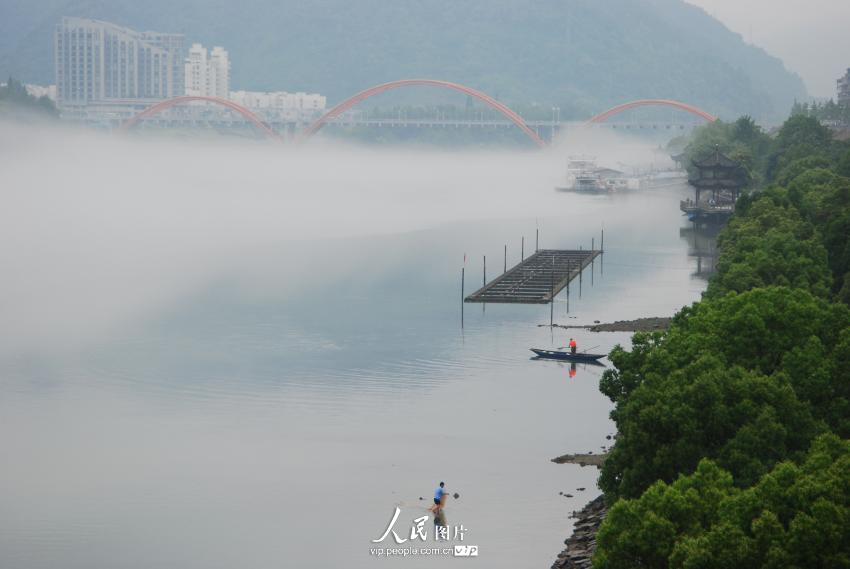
[838,149,850,179]
[595,112,850,569]
[773,156,831,188]
[788,98,850,128]
[670,435,850,569]
[599,355,821,500]
[705,195,833,299]
[682,117,771,187]
[766,115,833,182]
[665,287,849,398]
[600,331,666,404]
[599,287,849,499]
[0,76,57,118]
[594,435,850,569]
[595,459,736,569]
[781,168,850,295]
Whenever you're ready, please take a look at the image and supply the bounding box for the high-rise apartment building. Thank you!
[184,43,208,97]
[208,47,230,99]
[54,17,184,105]
[141,30,186,99]
[839,68,850,106]
[184,44,230,98]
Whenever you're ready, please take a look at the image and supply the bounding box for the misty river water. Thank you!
[0,126,713,568]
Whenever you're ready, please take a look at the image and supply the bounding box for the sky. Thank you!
[687,0,850,98]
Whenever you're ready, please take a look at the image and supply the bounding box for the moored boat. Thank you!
[530,348,606,362]
[555,156,637,193]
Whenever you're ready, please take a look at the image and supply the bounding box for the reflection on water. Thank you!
[680,222,721,280]
[0,131,710,569]
[532,358,607,383]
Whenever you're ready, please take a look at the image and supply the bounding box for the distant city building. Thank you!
[839,68,850,106]
[184,44,230,98]
[54,17,185,105]
[229,90,327,120]
[184,44,208,97]
[208,47,230,99]
[53,18,318,129]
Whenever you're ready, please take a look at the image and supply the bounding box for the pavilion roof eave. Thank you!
[692,148,740,169]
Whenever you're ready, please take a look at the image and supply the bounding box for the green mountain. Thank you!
[0,0,806,122]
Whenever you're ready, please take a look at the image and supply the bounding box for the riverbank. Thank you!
[551,495,607,569]
[551,452,608,467]
[549,450,609,566]
[541,316,671,333]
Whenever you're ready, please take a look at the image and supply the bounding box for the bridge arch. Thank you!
[118,96,281,140]
[586,99,717,125]
[300,79,546,148]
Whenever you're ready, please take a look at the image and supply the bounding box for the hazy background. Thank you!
[0,0,811,123]
[688,0,850,97]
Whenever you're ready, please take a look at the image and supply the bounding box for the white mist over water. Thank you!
[0,122,695,569]
[0,123,668,354]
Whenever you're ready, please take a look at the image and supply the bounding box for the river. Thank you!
[0,130,712,568]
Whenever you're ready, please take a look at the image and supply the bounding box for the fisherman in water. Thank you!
[430,481,447,513]
[569,338,577,355]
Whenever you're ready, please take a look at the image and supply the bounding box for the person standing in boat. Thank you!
[569,338,577,355]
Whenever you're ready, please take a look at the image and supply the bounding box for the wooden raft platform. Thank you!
[465,249,600,304]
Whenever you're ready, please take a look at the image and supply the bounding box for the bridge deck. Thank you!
[465,249,600,304]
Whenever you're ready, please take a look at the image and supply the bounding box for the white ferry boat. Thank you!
[556,156,636,193]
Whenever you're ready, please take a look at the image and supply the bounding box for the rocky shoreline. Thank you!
[550,448,610,567]
[541,316,671,333]
[551,452,608,467]
[551,495,607,569]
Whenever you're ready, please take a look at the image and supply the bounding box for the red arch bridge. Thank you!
[117,95,282,140]
[118,81,718,146]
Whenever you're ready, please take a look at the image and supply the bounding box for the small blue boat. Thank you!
[530,348,606,362]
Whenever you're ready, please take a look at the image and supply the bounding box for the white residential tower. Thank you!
[184,44,230,98]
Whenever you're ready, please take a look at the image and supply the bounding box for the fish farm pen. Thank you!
[464,249,600,304]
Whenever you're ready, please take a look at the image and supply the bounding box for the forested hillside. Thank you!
[0,0,805,121]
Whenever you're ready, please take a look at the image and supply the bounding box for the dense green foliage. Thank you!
[791,98,850,127]
[705,192,832,298]
[600,287,848,499]
[0,0,805,121]
[766,115,838,181]
[678,117,770,186]
[785,169,850,299]
[595,434,850,569]
[594,114,850,567]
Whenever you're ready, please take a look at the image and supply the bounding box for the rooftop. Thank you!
[692,147,740,170]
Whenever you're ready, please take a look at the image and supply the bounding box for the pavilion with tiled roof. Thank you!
[680,147,748,222]
[687,147,748,206]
